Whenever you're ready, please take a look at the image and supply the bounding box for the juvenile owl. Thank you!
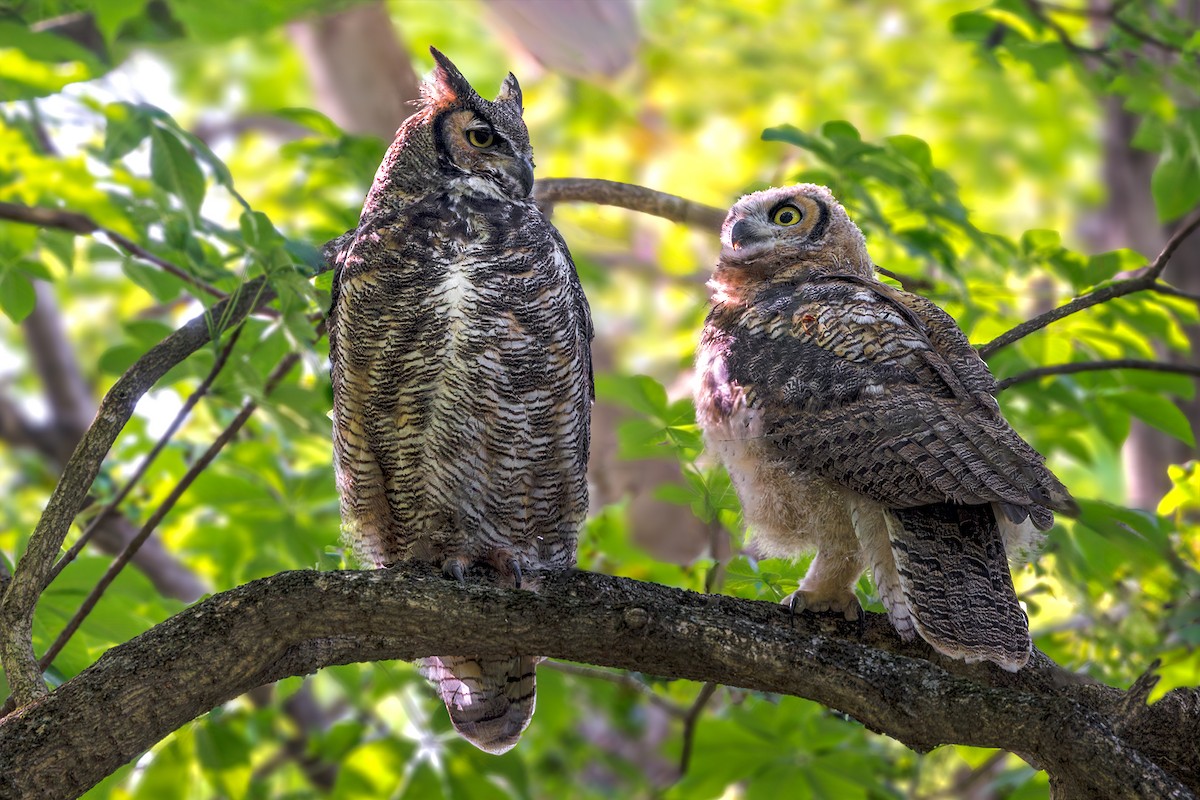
[694,184,1075,670]
[327,48,592,753]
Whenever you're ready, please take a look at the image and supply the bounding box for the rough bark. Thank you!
[1087,98,1192,508]
[0,566,1195,800]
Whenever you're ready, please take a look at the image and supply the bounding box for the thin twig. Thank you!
[1022,0,1117,67]
[0,201,230,304]
[997,358,1200,390]
[45,325,246,587]
[533,178,726,231]
[1109,14,1180,53]
[545,661,688,718]
[1150,282,1200,303]
[678,681,719,777]
[979,207,1200,357]
[34,349,302,676]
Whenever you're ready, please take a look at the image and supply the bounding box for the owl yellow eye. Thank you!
[466,128,495,148]
[772,205,803,226]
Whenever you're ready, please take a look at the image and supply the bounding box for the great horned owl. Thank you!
[694,184,1075,670]
[327,48,593,753]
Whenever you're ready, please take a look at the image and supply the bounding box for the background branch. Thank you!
[979,207,1200,358]
[533,178,726,231]
[0,201,230,304]
[997,359,1200,390]
[0,568,1194,800]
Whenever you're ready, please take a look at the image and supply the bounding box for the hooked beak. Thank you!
[515,156,535,197]
[729,218,755,250]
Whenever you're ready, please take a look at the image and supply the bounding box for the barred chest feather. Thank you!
[330,188,592,571]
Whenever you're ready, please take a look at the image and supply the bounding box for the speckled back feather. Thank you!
[695,184,1074,670]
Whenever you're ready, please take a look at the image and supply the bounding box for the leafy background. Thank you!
[1,0,1199,797]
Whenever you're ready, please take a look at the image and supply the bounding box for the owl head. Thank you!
[366,47,535,208]
[718,184,872,278]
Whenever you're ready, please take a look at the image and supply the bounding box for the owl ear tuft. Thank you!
[424,46,476,106]
[496,73,523,110]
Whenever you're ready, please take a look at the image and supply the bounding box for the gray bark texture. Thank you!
[0,566,1196,800]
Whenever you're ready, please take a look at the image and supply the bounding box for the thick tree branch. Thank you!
[0,568,1194,800]
[980,207,1200,358]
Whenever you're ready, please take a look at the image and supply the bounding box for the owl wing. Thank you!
[327,223,414,567]
[751,276,1073,515]
[546,223,595,401]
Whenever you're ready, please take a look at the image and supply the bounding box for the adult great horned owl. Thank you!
[694,184,1075,671]
[327,48,593,753]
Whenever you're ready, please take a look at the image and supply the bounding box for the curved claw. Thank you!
[508,558,523,590]
[443,558,467,587]
[786,591,805,626]
[855,602,866,638]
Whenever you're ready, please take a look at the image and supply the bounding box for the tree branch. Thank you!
[997,358,1200,390]
[533,178,726,231]
[36,349,301,676]
[0,568,1194,799]
[0,201,229,304]
[46,325,244,585]
[979,207,1200,358]
[0,279,272,705]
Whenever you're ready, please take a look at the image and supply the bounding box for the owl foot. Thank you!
[442,557,468,587]
[783,588,863,631]
[484,549,527,589]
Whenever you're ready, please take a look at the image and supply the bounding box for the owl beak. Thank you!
[729,219,755,250]
[517,157,535,197]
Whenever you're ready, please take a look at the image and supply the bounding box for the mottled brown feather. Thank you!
[695,184,1073,671]
[329,49,591,752]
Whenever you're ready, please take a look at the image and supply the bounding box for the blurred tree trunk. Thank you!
[289,2,420,140]
[1084,4,1200,508]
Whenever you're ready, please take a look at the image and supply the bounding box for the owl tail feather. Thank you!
[419,655,537,755]
[886,503,1031,671]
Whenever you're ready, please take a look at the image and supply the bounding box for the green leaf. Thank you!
[1151,112,1200,222]
[762,124,835,163]
[239,210,281,249]
[0,266,36,322]
[102,102,152,161]
[0,21,103,100]
[1020,228,1061,257]
[821,120,861,140]
[1109,391,1195,446]
[98,344,144,375]
[122,258,183,302]
[273,107,344,138]
[149,127,206,217]
[885,134,933,172]
[1086,248,1146,282]
[595,374,669,417]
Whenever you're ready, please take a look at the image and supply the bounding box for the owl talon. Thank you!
[784,590,806,626]
[781,588,862,628]
[508,559,523,590]
[444,559,467,587]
